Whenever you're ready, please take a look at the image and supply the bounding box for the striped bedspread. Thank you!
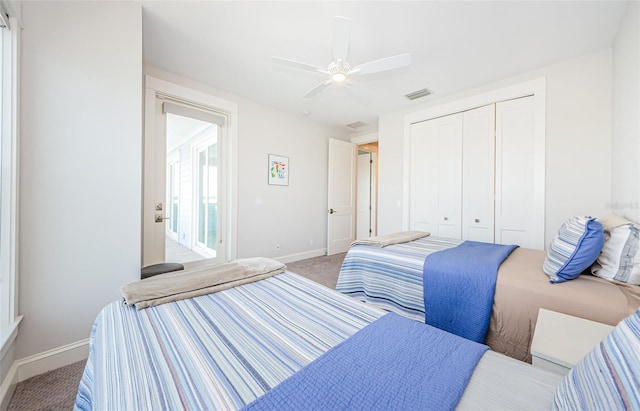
[336,236,461,321]
[74,272,384,411]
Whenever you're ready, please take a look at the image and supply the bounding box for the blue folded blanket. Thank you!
[423,241,518,343]
[243,312,488,411]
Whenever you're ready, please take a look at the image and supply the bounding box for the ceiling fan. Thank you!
[272,16,411,99]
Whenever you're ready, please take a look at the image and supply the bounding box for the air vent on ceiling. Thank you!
[405,88,432,100]
[346,121,368,130]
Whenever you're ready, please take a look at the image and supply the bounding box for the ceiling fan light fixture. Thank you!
[331,72,347,82]
[328,60,351,83]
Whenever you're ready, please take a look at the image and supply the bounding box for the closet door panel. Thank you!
[495,96,535,248]
[462,105,495,243]
[409,121,434,233]
[409,114,463,239]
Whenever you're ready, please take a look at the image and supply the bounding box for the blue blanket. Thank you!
[242,312,488,411]
[423,241,518,343]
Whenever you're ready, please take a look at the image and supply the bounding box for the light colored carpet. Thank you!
[8,359,86,410]
[7,252,346,410]
[285,252,346,289]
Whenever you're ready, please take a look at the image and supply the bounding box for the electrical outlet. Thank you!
[275,244,280,251]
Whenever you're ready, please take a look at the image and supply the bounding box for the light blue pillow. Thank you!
[553,309,640,410]
[543,216,604,283]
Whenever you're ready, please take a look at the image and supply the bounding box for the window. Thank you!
[0,11,21,355]
[194,135,219,256]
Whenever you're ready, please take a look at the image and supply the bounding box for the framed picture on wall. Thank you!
[268,154,289,186]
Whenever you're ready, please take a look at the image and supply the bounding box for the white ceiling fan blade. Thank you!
[350,53,411,76]
[303,79,332,99]
[272,56,328,74]
[332,16,351,62]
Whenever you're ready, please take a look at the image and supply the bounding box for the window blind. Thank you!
[161,100,226,127]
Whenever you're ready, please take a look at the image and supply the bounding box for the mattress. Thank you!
[336,236,640,362]
[75,271,561,410]
[487,247,640,362]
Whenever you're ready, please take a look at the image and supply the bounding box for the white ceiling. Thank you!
[141,1,628,134]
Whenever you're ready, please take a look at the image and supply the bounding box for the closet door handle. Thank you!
[474,218,480,223]
[443,216,449,221]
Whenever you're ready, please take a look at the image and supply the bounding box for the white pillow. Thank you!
[591,217,640,285]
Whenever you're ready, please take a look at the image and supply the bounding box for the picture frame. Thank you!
[268,154,289,186]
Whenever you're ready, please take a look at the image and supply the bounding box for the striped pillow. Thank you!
[591,222,640,285]
[553,309,640,410]
[543,216,604,283]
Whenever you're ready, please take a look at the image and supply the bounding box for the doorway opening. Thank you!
[356,142,378,239]
[165,113,220,263]
[143,76,237,267]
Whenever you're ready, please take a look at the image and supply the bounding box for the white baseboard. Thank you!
[16,339,89,383]
[276,248,327,264]
[0,338,89,409]
[0,362,18,411]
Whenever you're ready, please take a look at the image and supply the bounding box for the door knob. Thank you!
[329,208,335,214]
[474,218,480,223]
[155,214,170,223]
[443,216,449,221]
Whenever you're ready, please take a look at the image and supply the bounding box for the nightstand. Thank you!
[530,308,614,375]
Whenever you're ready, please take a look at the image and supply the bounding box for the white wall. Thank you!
[378,49,613,248]
[612,1,640,223]
[378,111,405,233]
[236,103,338,259]
[145,66,348,262]
[17,2,142,359]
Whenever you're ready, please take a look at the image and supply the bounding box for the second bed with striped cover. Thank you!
[336,236,461,321]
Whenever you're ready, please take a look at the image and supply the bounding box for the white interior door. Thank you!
[462,104,495,243]
[409,113,463,238]
[143,94,168,265]
[495,96,537,248]
[327,138,356,255]
[143,80,231,266]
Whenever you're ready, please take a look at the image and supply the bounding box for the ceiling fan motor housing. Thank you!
[328,60,352,80]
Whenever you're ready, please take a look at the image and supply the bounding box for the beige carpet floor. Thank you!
[7,252,346,410]
[8,359,86,411]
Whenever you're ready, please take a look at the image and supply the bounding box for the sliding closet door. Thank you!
[462,105,495,243]
[409,113,463,239]
[495,96,536,248]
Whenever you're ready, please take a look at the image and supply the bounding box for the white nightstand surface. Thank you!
[531,309,615,372]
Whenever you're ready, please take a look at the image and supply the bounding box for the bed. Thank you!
[336,235,640,362]
[75,266,571,410]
